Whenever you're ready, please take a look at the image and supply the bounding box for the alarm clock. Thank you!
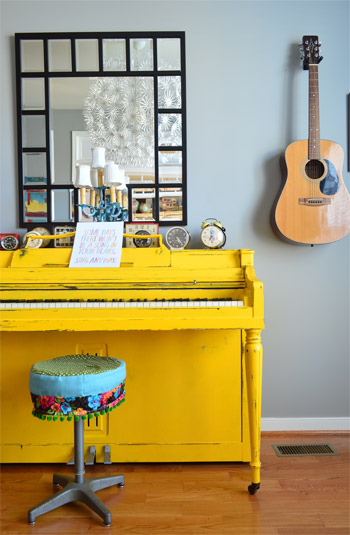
[133,230,152,248]
[165,227,191,250]
[0,233,20,251]
[23,227,51,248]
[200,218,226,249]
[125,223,159,248]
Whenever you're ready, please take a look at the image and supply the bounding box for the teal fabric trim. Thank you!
[30,357,126,397]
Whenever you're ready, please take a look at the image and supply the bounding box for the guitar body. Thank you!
[275,139,350,244]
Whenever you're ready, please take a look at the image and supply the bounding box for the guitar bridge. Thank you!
[299,198,331,206]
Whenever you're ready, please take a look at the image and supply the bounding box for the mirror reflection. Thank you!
[16,32,186,227]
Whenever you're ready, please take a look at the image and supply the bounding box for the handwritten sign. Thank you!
[69,222,123,268]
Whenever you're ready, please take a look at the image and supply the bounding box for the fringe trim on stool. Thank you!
[30,381,125,421]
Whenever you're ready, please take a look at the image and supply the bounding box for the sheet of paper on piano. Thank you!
[69,222,123,268]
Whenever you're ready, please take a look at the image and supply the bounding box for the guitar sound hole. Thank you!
[305,159,325,179]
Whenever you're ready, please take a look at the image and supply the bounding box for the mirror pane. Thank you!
[127,170,155,184]
[23,152,47,185]
[84,77,155,168]
[132,187,155,221]
[51,189,74,222]
[76,39,99,71]
[50,78,88,184]
[158,76,181,109]
[49,39,72,72]
[22,78,45,110]
[24,189,47,223]
[22,115,46,148]
[159,151,182,183]
[21,40,44,72]
[159,187,183,221]
[158,113,182,146]
[130,39,153,71]
[157,38,181,70]
[50,76,156,183]
[103,39,126,71]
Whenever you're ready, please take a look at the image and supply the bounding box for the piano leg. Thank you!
[245,328,263,494]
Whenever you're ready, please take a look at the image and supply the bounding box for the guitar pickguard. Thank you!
[320,159,339,195]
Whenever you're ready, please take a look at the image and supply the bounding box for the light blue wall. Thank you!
[1,0,349,422]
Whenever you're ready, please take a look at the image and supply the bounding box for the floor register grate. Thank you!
[272,443,338,457]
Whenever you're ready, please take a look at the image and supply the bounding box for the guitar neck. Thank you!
[308,64,321,159]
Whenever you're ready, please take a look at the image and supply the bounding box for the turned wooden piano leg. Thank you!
[245,328,263,494]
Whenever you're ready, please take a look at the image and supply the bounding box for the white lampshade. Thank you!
[91,147,106,169]
[104,161,124,186]
[115,171,127,190]
[75,164,92,188]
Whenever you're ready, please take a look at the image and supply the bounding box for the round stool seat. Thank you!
[30,354,126,422]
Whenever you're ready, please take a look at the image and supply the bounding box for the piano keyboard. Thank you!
[1,299,244,310]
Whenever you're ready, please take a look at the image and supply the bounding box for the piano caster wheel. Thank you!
[248,482,260,495]
[118,482,125,487]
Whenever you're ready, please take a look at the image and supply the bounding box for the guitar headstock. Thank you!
[299,36,323,69]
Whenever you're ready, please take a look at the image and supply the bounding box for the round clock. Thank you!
[133,230,152,248]
[23,227,51,249]
[200,218,226,249]
[0,235,19,251]
[165,227,191,250]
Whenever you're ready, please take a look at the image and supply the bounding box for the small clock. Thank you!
[133,230,152,248]
[125,223,159,248]
[200,218,226,249]
[23,227,51,249]
[0,234,19,251]
[165,227,191,250]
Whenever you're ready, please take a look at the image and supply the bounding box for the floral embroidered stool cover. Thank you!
[28,354,126,527]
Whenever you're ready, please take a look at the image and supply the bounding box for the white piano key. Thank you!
[1,298,245,310]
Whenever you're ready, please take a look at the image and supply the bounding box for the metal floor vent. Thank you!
[272,443,338,457]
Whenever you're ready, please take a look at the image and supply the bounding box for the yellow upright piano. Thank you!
[0,244,264,493]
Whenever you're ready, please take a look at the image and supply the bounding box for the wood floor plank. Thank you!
[0,433,348,535]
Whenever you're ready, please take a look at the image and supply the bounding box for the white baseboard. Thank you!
[261,417,350,432]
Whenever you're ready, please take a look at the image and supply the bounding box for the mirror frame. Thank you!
[15,31,187,229]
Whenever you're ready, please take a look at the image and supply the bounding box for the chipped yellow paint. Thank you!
[0,247,263,488]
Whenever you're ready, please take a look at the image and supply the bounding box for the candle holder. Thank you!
[78,186,128,222]
[74,148,129,223]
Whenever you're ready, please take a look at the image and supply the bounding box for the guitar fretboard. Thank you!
[308,64,320,159]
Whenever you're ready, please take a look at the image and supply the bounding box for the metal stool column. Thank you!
[28,354,126,526]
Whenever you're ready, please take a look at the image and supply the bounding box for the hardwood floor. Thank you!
[1,433,349,535]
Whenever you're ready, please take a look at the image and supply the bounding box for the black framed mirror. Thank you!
[15,31,187,229]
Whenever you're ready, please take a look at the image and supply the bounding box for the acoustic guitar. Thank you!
[274,36,350,244]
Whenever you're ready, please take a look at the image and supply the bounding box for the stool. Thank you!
[28,354,126,526]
